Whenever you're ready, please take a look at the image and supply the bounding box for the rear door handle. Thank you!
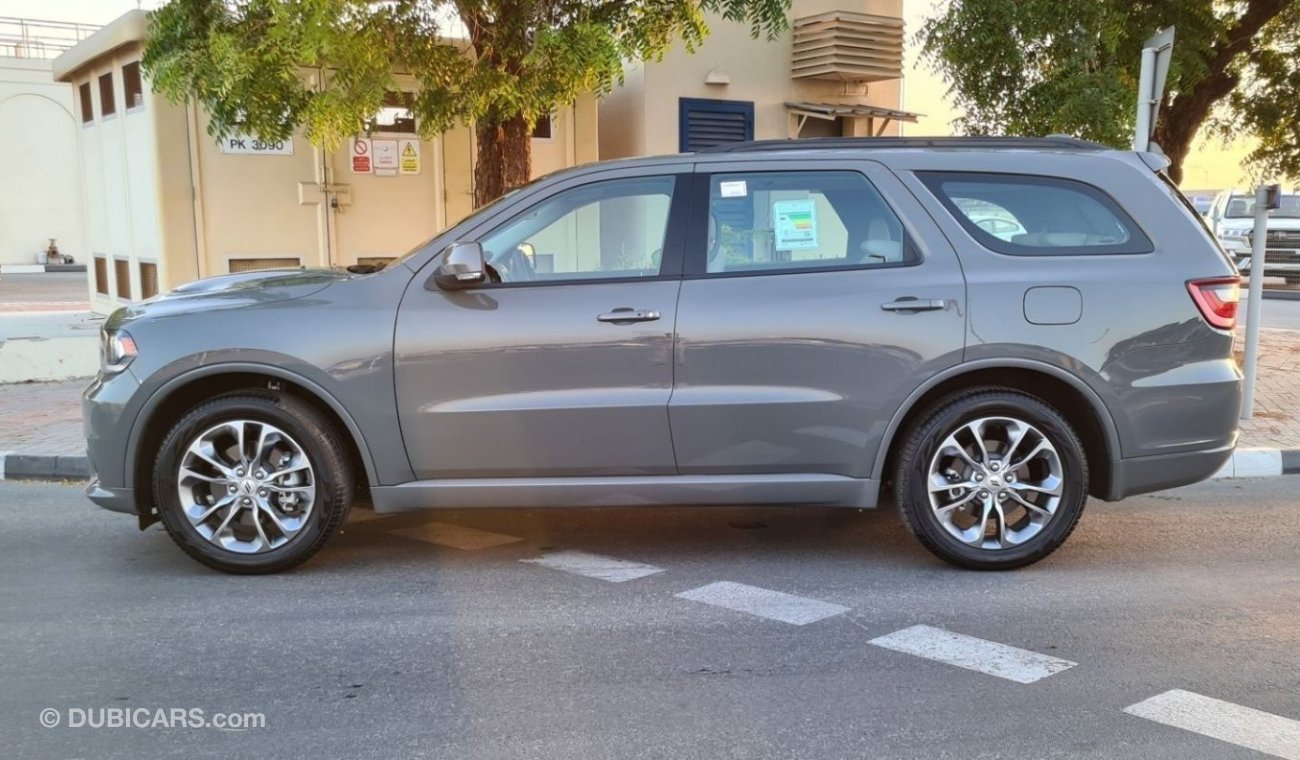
[597,308,661,323]
[881,298,946,313]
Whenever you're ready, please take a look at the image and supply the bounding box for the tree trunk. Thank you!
[1149,0,1288,185]
[474,115,531,208]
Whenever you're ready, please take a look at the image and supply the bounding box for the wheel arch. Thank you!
[126,363,378,523]
[874,360,1121,500]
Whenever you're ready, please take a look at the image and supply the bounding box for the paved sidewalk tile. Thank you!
[0,380,86,457]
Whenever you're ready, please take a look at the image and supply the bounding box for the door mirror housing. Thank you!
[434,242,487,291]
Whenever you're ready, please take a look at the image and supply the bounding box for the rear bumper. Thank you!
[1106,441,1235,501]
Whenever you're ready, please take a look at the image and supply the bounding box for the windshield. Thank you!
[1224,193,1300,218]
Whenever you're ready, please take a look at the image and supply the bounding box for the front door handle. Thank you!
[881,298,946,313]
[597,308,661,323]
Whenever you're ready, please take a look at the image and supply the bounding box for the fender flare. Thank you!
[869,358,1123,481]
[124,361,380,489]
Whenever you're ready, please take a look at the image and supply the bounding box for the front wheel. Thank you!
[894,389,1088,570]
[152,393,354,574]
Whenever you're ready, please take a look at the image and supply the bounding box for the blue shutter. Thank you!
[678,98,754,152]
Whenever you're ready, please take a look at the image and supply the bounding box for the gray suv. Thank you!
[83,137,1243,574]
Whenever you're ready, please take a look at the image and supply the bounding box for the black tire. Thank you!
[153,392,354,574]
[893,388,1088,570]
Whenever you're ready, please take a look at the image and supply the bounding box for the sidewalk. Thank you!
[3,327,1300,482]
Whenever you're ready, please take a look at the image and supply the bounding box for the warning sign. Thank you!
[372,139,399,176]
[351,138,372,174]
[399,139,421,175]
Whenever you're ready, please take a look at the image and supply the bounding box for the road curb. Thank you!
[1212,448,1300,479]
[0,452,91,481]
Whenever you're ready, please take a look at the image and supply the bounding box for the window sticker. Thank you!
[719,180,748,198]
[773,199,819,250]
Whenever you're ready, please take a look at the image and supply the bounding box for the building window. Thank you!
[365,92,416,134]
[78,83,94,124]
[93,256,108,294]
[138,262,158,299]
[229,257,301,273]
[532,114,553,140]
[98,72,116,117]
[113,258,132,300]
[123,62,144,110]
[678,98,754,152]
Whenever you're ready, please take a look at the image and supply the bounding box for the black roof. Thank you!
[697,136,1110,154]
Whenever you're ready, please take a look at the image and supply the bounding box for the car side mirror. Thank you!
[434,242,487,291]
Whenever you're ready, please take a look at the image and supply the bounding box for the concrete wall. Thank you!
[0,57,86,268]
[57,11,602,314]
[600,0,905,159]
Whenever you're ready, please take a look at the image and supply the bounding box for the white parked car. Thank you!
[1205,189,1300,284]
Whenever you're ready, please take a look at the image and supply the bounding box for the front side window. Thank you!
[1224,193,1300,219]
[478,176,676,284]
[703,170,909,274]
[921,172,1152,255]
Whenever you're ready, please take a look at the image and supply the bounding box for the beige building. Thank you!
[0,18,97,269]
[600,0,911,158]
[53,11,598,313]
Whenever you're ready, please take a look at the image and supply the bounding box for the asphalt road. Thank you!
[3,478,1299,759]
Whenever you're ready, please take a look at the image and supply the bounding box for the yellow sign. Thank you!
[399,139,421,175]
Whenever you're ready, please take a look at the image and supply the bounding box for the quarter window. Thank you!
[920,172,1152,255]
[702,170,910,274]
[478,176,676,284]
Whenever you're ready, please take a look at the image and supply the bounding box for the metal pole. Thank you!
[1133,47,1155,151]
[1240,186,1269,420]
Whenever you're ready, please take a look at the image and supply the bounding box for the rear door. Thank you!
[669,159,967,478]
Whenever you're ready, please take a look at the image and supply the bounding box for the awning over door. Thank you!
[785,102,921,137]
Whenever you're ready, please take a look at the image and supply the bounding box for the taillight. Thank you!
[1187,276,1241,330]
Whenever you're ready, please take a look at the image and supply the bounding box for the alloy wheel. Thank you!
[176,419,317,554]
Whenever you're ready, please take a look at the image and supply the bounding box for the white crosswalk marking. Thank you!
[675,581,849,625]
[869,625,1076,684]
[521,550,665,583]
[1125,689,1300,759]
[389,521,523,550]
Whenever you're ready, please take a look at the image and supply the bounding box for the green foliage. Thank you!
[918,0,1300,181]
[143,0,790,149]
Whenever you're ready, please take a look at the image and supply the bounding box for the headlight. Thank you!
[100,330,138,375]
[1217,228,1248,241]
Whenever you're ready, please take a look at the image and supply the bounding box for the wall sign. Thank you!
[399,139,421,175]
[219,133,293,156]
[372,139,399,176]
[351,138,372,173]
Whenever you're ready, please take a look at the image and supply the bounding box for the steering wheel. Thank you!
[492,245,537,282]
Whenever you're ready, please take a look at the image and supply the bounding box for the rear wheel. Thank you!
[153,393,354,574]
[894,389,1088,570]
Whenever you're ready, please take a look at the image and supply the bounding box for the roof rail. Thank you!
[697,135,1110,154]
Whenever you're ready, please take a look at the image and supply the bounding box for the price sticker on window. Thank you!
[719,180,748,198]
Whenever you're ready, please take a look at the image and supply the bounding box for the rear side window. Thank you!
[920,172,1152,256]
[700,170,913,275]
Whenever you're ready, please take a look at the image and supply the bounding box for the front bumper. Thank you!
[85,479,135,514]
[82,369,143,516]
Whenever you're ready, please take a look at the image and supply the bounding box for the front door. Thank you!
[669,161,967,479]
[394,173,690,480]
